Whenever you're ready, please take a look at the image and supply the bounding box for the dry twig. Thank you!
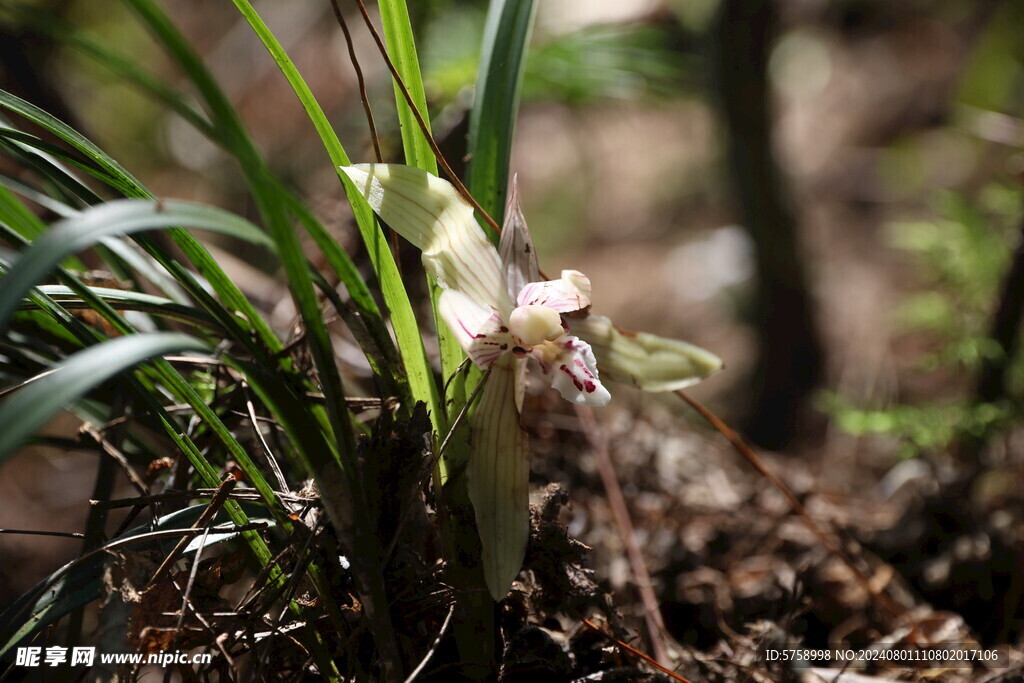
[580,617,695,683]
[148,476,237,587]
[576,405,671,667]
[403,602,456,683]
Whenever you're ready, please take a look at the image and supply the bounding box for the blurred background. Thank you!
[2,0,1023,667]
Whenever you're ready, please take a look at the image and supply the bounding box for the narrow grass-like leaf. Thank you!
[0,332,208,462]
[0,131,100,207]
[50,3,396,400]
[286,192,408,401]
[220,5,438,673]
[1,221,282,517]
[3,208,302,539]
[20,285,223,332]
[0,140,190,305]
[0,87,282,353]
[10,280,329,648]
[0,198,273,330]
[467,0,536,225]
[225,0,442,434]
[0,172,80,218]
[0,183,84,272]
[0,89,147,194]
[0,127,139,197]
[0,221,302,562]
[2,240,315,651]
[123,0,406,404]
[3,314,84,365]
[375,0,470,435]
[239,184,404,677]
[10,2,396,395]
[129,0,395,649]
[373,16,482,621]
[377,0,436,175]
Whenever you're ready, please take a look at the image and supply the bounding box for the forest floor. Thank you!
[2,2,1023,680]
[497,384,1024,682]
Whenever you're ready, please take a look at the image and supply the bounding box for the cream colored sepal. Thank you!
[468,353,530,601]
[571,314,723,392]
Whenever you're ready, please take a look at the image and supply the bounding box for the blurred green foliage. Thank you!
[816,0,1024,462]
[422,16,691,105]
[820,393,1012,459]
[957,1,1024,111]
[892,187,1019,368]
[821,184,1023,459]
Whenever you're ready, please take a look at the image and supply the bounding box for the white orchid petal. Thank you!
[498,176,540,298]
[468,354,530,601]
[517,270,592,313]
[538,337,611,406]
[341,164,514,314]
[438,290,510,369]
[571,314,723,391]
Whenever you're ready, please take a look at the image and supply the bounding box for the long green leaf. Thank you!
[21,285,223,331]
[375,0,468,427]
[284,184,408,401]
[0,332,208,461]
[0,87,282,353]
[0,135,190,305]
[122,0,406,406]
[249,182,404,679]
[222,4,437,674]
[0,180,338,613]
[0,172,80,217]
[127,1,406,667]
[0,89,147,192]
[378,1,503,665]
[467,0,536,224]
[225,0,442,433]
[0,130,102,208]
[2,227,315,651]
[0,127,139,197]
[0,221,281,520]
[7,1,396,399]
[5,263,312,629]
[0,134,177,294]
[0,198,273,330]
[378,0,436,175]
[0,182,82,264]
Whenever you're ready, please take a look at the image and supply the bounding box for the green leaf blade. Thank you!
[467,0,536,224]
[0,198,274,331]
[0,332,209,462]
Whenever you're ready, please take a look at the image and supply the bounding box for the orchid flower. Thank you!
[342,164,722,599]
